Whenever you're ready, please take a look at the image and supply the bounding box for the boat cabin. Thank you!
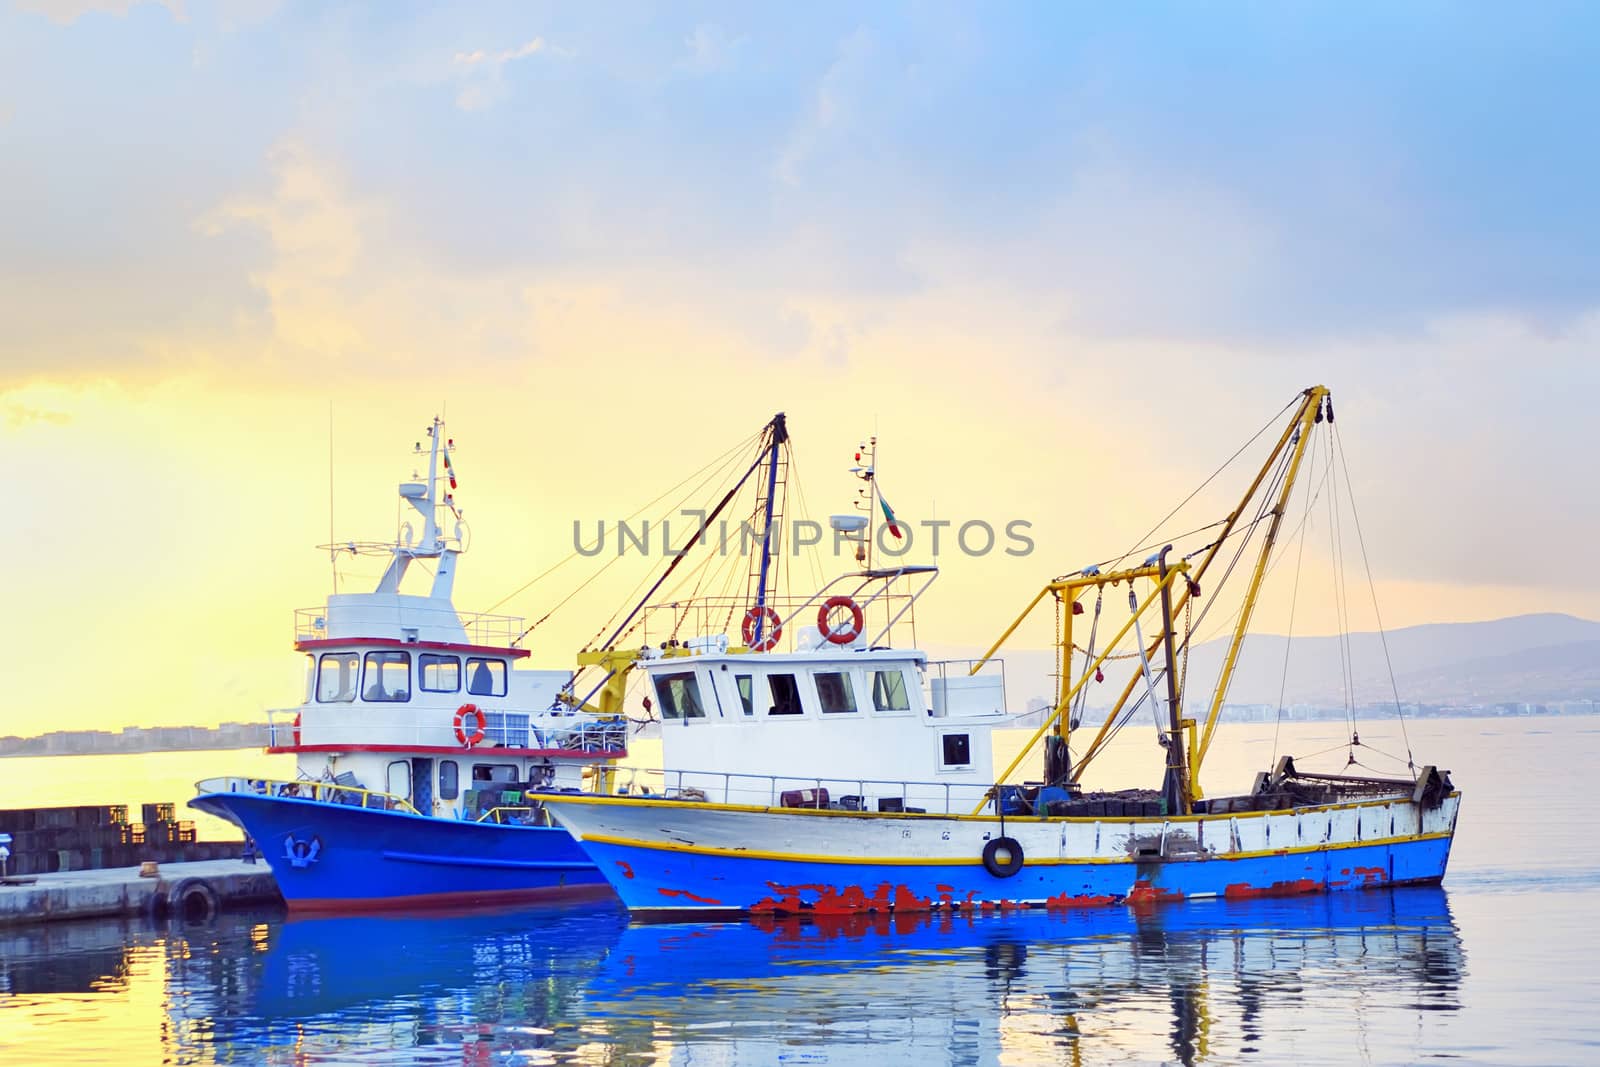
[619,566,1010,813]
[257,419,627,822]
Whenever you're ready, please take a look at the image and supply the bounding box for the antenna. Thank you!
[328,401,337,594]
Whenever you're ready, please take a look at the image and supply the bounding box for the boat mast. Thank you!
[1157,545,1189,814]
[375,416,445,595]
[864,435,877,570]
[971,559,1189,814]
[1192,385,1328,780]
[751,413,789,643]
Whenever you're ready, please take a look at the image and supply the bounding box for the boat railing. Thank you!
[475,806,555,827]
[194,776,420,815]
[605,765,995,816]
[264,707,628,755]
[634,567,938,653]
[293,606,526,648]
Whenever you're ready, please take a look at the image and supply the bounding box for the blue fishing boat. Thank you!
[540,386,1463,919]
[190,412,866,912]
[191,417,627,911]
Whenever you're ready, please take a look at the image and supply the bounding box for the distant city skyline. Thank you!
[3,3,1597,733]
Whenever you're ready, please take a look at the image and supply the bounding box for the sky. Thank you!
[2,1,1598,732]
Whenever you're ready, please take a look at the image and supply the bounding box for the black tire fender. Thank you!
[982,836,1024,878]
[167,877,220,921]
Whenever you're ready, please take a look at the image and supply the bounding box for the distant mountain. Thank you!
[940,613,1600,710]
[1185,613,1600,707]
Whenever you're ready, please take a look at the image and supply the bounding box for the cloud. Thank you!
[453,37,548,69]
[450,35,567,111]
[3,401,71,429]
[775,27,874,187]
[197,140,367,356]
[13,0,184,24]
[679,23,746,74]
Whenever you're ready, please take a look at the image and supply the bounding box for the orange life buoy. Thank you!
[291,713,302,746]
[454,703,486,747]
[741,605,783,651]
[818,595,865,645]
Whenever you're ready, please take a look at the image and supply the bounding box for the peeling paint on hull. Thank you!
[580,833,1453,918]
[546,791,1460,920]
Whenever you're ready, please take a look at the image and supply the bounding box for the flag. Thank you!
[878,491,903,539]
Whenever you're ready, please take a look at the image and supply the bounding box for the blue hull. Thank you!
[581,833,1453,916]
[190,792,612,912]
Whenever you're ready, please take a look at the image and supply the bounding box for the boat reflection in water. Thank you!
[84,887,1459,1065]
[592,887,1464,1065]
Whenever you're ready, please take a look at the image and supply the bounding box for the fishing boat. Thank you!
[190,418,629,911]
[187,412,925,912]
[539,386,1462,919]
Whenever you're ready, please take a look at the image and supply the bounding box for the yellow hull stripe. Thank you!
[543,791,1458,824]
[577,829,1455,867]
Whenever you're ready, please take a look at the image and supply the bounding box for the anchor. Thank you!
[283,834,323,869]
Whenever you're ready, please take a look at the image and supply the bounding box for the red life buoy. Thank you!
[291,713,302,746]
[818,596,865,645]
[454,703,486,747]
[740,605,783,651]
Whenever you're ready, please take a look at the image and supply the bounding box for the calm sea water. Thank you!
[2,716,1598,1065]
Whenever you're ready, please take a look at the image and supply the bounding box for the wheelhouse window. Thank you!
[871,669,912,712]
[420,654,461,693]
[941,733,972,768]
[386,760,410,799]
[363,652,411,702]
[466,658,507,697]
[654,671,706,720]
[767,673,803,716]
[439,760,460,801]
[815,671,858,714]
[735,674,755,716]
[316,653,359,703]
[472,763,518,784]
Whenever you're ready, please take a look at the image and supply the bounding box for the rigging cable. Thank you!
[1333,420,1416,771]
[593,420,783,654]
[1103,394,1299,575]
[575,434,761,652]
[1070,588,1104,735]
[1083,436,1295,764]
[512,430,758,647]
[1271,437,1317,769]
[1323,416,1359,763]
[492,427,759,618]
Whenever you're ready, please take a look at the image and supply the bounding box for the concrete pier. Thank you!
[0,859,282,926]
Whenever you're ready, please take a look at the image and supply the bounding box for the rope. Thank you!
[1334,421,1415,771]
[491,427,759,618]
[1071,589,1104,726]
[1071,644,1140,661]
[1089,410,1300,767]
[1103,394,1299,575]
[1323,425,1358,760]
[1179,594,1192,713]
[1272,441,1315,768]
[578,433,764,652]
[1053,591,1062,707]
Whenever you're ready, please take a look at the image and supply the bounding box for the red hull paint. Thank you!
[1126,880,1187,906]
[294,637,531,659]
[1222,878,1325,900]
[752,882,934,916]
[266,743,625,758]
[287,882,615,915]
